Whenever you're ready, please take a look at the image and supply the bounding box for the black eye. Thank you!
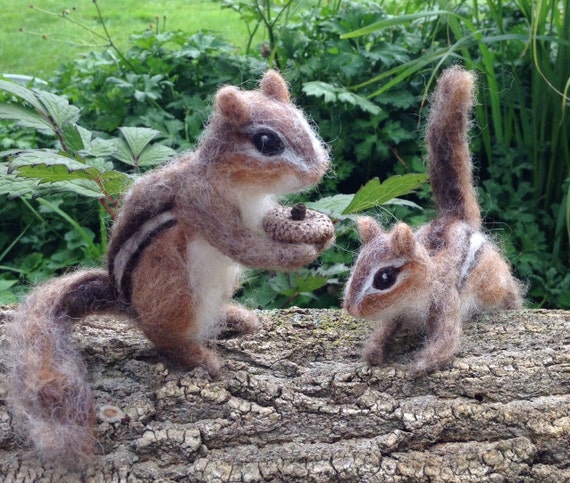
[251,129,285,156]
[372,266,400,291]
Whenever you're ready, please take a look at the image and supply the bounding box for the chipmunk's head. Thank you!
[343,217,432,320]
[200,70,330,194]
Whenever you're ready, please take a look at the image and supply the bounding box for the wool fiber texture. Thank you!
[343,66,524,377]
[5,70,334,467]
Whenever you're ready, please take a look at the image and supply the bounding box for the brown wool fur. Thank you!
[343,66,523,377]
[5,70,334,467]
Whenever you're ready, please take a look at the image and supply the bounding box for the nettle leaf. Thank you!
[337,91,381,115]
[0,279,17,291]
[302,81,381,114]
[119,127,161,158]
[302,81,337,103]
[96,170,132,196]
[0,103,53,131]
[15,165,130,197]
[293,272,329,293]
[46,179,105,199]
[112,139,136,166]
[7,150,131,197]
[14,163,98,184]
[88,138,118,158]
[36,91,80,129]
[0,167,39,198]
[137,143,176,167]
[0,80,45,112]
[80,134,117,158]
[9,150,88,173]
[113,128,175,167]
[61,123,85,153]
[343,174,428,214]
[73,126,117,159]
[0,278,18,305]
[383,198,424,210]
[306,194,354,219]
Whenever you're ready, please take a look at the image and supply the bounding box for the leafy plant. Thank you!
[336,0,570,307]
[2,0,567,308]
[0,79,176,296]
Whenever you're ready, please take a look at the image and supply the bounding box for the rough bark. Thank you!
[0,307,569,482]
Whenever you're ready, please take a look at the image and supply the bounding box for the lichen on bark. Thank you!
[0,307,569,481]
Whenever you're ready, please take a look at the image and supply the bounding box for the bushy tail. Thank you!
[5,269,118,467]
[426,65,481,229]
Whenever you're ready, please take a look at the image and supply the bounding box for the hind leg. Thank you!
[409,300,463,377]
[363,318,401,367]
[130,228,221,376]
[470,248,523,311]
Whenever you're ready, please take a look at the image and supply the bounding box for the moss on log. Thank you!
[0,307,569,481]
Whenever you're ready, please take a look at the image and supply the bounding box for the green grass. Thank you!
[0,0,251,79]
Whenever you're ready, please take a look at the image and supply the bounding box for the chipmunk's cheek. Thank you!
[358,295,388,319]
[357,273,420,319]
[344,299,361,318]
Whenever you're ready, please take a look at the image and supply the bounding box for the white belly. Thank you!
[186,238,241,340]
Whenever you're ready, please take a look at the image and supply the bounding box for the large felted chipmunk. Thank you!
[5,70,334,466]
[343,66,523,377]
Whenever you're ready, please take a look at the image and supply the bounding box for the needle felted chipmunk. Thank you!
[5,70,334,466]
[343,66,523,377]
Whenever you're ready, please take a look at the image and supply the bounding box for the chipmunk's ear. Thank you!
[391,222,416,258]
[215,86,251,127]
[357,216,382,244]
[260,70,290,103]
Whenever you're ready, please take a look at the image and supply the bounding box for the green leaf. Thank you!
[306,194,354,218]
[36,90,80,129]
[7,149,131,198]
[15,163,95,183]
[0,287,18,305]
[293,272,329,293]
[302,81,381,114]
[9,150,89,173]
[48,179,105,198]
[12,164,131,198]
[340,10,453,39]
[343,174,428,214]
[37,197,102,257]
[20,252,44,273]
[0,169,39,198]
[302,81,337,103]
[112,138,136,166]
[383,198,424,210]
[61,123,86,153]
[0,80,46,112]
[119,127,161,158]
[97,171,133,196]
[0,278,16,290]
[336,91,381,115]
[0,103,53,131]
[79,131,118,158]
[137,143,176,167]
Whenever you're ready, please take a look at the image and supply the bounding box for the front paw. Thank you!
[407,355,451,378]
[363,342,386,367]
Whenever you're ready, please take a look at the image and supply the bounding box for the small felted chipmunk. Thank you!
[5,70,334,466]
[343,66,523,377]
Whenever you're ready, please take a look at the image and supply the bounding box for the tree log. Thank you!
[0,307,569,482]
